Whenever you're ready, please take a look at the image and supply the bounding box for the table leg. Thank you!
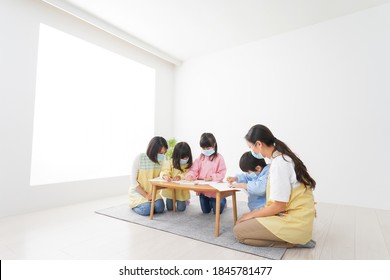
[232,191,237,224]
[215,192,221,237]
[172,188,177,212]
[149,185,157,220]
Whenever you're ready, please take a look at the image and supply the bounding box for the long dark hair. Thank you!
[199,132,218,161]
[172,142,193,171]
[146,136,168,164]
[245,124,316,189]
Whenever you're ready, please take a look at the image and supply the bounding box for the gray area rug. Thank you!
[95,200,286,260]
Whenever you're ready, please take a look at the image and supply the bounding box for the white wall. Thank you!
[0,0,174,217]
[174,4,390,210]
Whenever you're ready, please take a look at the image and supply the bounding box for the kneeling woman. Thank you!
[128,136,168,216]
[234,124,316,248]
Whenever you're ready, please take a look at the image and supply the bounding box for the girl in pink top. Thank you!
[185,133,227,214]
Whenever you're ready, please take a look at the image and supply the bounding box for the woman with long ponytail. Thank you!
[233,124,316,248]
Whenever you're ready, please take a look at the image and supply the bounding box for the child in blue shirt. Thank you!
[227,151,270,211]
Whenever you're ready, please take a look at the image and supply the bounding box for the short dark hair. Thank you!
[239,151,267,172]
[172,142,193,171]
[199,132,218,161]
[146,136,168,164]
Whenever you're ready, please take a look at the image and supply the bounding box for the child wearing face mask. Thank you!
[227,151,270,211]
[160,142,193,211]
[128,136,168,216]
[185,133,227,214]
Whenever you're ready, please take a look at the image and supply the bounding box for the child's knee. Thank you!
[165,199,173,211]
[154,199,165,213]
[176,201,187,212]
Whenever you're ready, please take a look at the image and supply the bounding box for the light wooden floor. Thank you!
[0,194,389,260]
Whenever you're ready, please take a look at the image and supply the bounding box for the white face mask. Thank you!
[250,149,263,159]
[201,149,215,157]
[157,153,165,162]
[180,158,189,165]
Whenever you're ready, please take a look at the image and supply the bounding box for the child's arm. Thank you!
[227,173,248,183]
[236,173,249,183]
[160,159,173,181]
[246,166,270,196]
[210,155,227,182]
[177,170,187,181]
[227,176,248,189]
[185,158,200,181]
[226,176,238,183]
[229,173,249,189]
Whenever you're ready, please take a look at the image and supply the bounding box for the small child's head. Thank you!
[146,136,168,164]
[172,142,193,171]
[199,132,218,160]
[239,151,267,175]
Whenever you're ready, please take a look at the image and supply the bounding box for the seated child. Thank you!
[227,151,269,211]
[160,142,193,211]
[185,133,227,214]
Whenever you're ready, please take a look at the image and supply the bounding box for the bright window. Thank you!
[30,23,155,186]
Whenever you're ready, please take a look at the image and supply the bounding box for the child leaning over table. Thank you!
[185,132,227,214]
[227,151,270,211]
[160,142,193,212]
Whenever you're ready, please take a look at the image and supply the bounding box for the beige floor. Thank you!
[0,194,389,260]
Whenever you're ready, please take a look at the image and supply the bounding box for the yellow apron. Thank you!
[128,154,163,208]
[257,180,315,244]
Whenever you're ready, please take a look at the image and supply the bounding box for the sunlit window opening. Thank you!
[30,23,155,186]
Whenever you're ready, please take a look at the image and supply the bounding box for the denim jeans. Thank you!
[199,194,226,214]
[132,199,165,216]
[166,198,187,211]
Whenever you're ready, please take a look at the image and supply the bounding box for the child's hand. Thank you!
[162,175,172,182]
[205,175,212,181]
[172,175,181,181]
[186,175,194,181]
[227,176,237,183]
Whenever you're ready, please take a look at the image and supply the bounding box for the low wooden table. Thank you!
[149,181,238,237]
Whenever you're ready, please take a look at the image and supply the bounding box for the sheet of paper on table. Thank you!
[178,180,213,185]
[149,177,166,182]
[149,178,206,185]
[207,182,242,192]
[149,178,241,192]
